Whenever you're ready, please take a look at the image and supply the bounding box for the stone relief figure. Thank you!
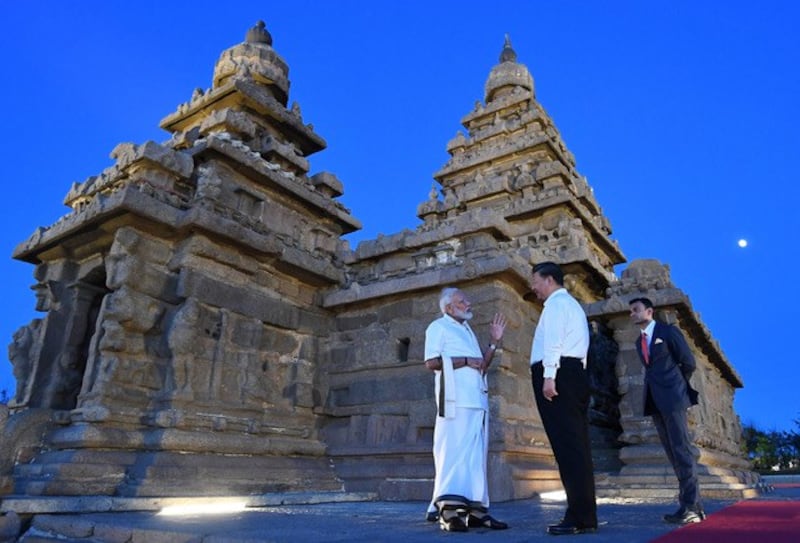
[290,101,302,118]
[587,321,621,426]
[166,298,203,398]
[194,165,223,204]
[33,281,58,312]
[232,317,265,404]
[50,285,106,409]
[54,348,82,409]
[512,166,530,191]
[443,187,459,210]
[417,183,443,223]
[8,323,40,404]
[428,183,440,202]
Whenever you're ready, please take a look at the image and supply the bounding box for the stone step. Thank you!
[596,488,678,499]
[12,450,345,498]
[15,458,339,486]
[596,480,761,500]
[2,491,378,515]
[31,449,139,466]
[16,480,124,497]
[598,474,748,486]
[378,478,432,501]
[14,462,127,481]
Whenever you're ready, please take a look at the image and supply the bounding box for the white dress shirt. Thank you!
[530,288,590,379]
[641,320,656,347]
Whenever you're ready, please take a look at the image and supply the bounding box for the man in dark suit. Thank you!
[629,297,704,524]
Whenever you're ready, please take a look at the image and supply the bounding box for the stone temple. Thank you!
[1,22,758,514]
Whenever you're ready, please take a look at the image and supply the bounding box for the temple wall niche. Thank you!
[9,253,111,412]
[688,353,745,461]
[321,296,430,449]
[79,228,175,410]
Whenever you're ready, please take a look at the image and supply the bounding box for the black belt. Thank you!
[450,357,482,369]
[560,356,583,364]
[532,356,583,366]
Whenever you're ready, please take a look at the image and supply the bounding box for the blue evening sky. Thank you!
[1,1,798,431]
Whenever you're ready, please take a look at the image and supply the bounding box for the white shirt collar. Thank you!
[544,287,568,305]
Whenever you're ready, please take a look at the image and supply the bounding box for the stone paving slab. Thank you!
[7,496,729,543]
[8,484,798,543]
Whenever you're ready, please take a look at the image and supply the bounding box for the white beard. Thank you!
[453,308,473,321]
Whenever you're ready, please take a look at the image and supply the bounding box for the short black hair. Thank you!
[629,297,654,309]
[532,261,564,286]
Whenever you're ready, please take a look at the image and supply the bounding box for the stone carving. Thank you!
[165,298,203,399]
[194,164,223,203]
[587,320,621,425]
[7,324,38,405]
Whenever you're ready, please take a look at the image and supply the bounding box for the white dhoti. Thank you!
[427,406,489,513]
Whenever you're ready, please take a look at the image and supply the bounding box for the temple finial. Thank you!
[499,34,517,63]
[246,20,272,45]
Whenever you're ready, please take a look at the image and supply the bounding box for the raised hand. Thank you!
[489,313,507,342]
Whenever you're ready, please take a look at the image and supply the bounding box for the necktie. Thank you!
[640,332,650,364]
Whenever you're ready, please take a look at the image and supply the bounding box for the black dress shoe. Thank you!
[547,522,597,535]
[663,507,702,525]
[425,511,438,522]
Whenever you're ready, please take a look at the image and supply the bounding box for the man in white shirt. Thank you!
[424,287,508,532]
[529,262,597,536]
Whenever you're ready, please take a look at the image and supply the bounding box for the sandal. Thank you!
[439,513,468,532]
[468,513,509,530]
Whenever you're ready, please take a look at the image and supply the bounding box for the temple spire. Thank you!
[483,34,533,103]
[500,34,517,63]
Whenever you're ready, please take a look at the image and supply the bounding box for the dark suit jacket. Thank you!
[636,321,699,416]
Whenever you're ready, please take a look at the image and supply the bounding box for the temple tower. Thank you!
[4,21,358,497]
[321,36,627,500]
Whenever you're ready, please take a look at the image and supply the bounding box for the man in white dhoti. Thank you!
[424,287,508,532]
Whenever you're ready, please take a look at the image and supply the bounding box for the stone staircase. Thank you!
[10,448,344,498]
[595,465,763,500]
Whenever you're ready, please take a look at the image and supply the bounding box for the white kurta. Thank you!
[425,315,489,512]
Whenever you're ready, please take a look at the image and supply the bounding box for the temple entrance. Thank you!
[44,270,109,411]
[587,320,623,472]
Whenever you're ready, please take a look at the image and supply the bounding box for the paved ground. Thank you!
[11,484,799,543]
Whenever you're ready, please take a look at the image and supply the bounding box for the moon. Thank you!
[738,239,748,248]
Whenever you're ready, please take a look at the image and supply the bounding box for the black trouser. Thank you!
[532,358,597,528]
[652,407,700,509]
